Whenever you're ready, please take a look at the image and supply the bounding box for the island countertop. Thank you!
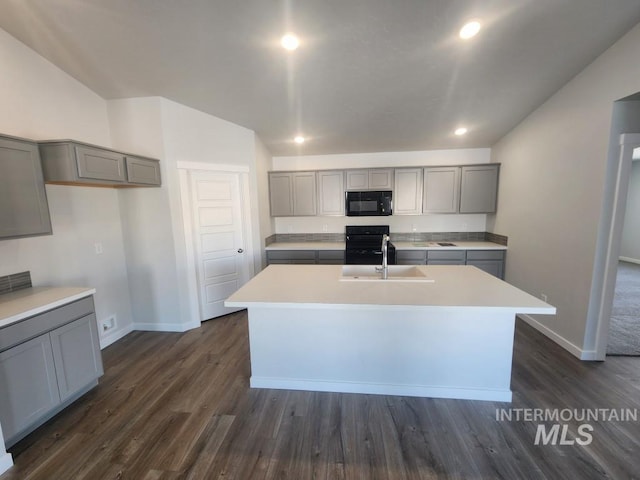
[0,287,96,328]
[226,264,554,315]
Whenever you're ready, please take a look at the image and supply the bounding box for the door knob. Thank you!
[237,248,244,253]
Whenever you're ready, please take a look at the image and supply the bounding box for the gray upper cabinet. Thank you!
[269,171,317,216]
[75,145,126,182]
[393,168,423,215]
[269,172,294,216]
[368,169,394,189]
[0,135,52,240]
[39,140,161,187]
[459,164,499,213]
[293,172,317,216]
[423,167,461,214]
[125,155,162,185]
[317,170,345,216]
[345,169,393,190]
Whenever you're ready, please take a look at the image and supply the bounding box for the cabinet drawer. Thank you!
[0,296,95,352]
[427,250,466,261]
[428,259,466,265]
[396,251,427,264]
[318,250,344,264]
[466,250,505,261]
[267,250,316,261]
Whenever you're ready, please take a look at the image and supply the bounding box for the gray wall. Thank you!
[488,23,640,357]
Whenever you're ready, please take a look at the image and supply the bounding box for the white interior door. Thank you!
[189,171,252,320]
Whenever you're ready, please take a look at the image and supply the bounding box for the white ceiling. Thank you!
[1,0,639,156]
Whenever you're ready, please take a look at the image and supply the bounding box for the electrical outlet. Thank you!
[101,315,116,333]
[322,224,328,233]
[541,293,548,302]
[94,242,103,255]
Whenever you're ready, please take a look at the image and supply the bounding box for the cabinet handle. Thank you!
[238,248,244,253]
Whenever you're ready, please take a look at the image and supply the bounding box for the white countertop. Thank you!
[226,265,553,315]
[265,241,506,251]
[393,241,506,251]
[0,287,96,328]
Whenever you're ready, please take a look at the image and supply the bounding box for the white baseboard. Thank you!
[619,256,640,265]
[518,314,594,360]
[250,377,512,402]
[133,321,200,332]
[0,452,13,476]
[99,324,135,349]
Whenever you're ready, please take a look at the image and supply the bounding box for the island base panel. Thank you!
[246,306,516,402]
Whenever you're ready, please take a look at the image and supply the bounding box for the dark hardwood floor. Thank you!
[2,312,639,479]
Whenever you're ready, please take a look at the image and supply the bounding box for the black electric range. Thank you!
[345,225,396,265]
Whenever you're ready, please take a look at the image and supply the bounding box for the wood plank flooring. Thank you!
[2,312,639,479]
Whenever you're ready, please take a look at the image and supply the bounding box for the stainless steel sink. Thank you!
[340,265,435,282]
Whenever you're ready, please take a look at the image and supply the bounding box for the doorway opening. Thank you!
[607,151,640,355]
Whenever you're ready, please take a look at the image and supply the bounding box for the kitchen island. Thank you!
[225,264,555,402]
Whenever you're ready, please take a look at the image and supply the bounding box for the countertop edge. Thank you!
[0,288,96,329]
[225,301,555,315]
[265,241,507,251]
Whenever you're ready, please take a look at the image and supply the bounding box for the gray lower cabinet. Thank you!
[266,250,345,265]
[396,250,427,265]
[0,336,60,442]
[466,250,505,279]
[0,135,52,240]
[0,296,103,447]
[427,250,466,265]
[395,249,505,278]
[266,250,317,264]
[39,140,161,187]
[318,250,345,264]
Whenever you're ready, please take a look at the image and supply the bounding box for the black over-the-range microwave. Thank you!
[345,190,392,216]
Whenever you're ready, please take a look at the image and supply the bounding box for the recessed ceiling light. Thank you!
[454,127,468,136]
[281,33,300,51]
[459,21,481,39]
[294,136,305,144]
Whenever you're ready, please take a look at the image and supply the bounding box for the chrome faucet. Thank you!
[379,234,390,279]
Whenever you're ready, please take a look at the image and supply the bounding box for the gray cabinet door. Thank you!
[423,167,460,214]
[369,169,394,190]
[467,260,504,279]
[269,173,294,216]
[345,170,369,190]
[293,172,317,216]
[0,335,60,441]
[75,145,126,182]
[394,168,423,215]
[0,136,52,239]
[317,171,345,216]
[125,156,161,185]
[50,314,104,402]
[459,165,499,213]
